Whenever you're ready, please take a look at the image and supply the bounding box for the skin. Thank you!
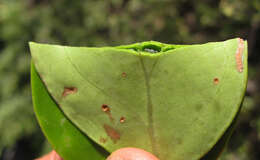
[107,148,160,160]
[35,151,63,160]
[36,148,159,160]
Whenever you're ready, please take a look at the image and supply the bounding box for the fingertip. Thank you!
[51,151,63,160]
[35,150,63,160]
[106,147,159,160]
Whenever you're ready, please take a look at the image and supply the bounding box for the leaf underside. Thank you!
[30,38,247,160]
[31,63,109,160]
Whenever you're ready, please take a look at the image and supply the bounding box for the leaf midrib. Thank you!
[139,56,159,156]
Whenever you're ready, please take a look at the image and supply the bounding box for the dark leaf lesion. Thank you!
[62,87,77,97]
[103,124,120,144]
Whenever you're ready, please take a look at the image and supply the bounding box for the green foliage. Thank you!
[30,39,247,160]
[31,63,108,160]
[0,0,259,159]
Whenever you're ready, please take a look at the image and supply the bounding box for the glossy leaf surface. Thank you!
[30,38,247,160]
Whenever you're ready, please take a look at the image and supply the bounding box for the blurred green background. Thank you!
[0,0,259,159]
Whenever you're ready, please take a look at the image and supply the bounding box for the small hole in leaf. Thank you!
[142,44,161,53]
[120,117,125,123]
[213,78,219,84]
[101,104,110,112]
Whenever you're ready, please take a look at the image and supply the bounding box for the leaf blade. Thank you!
[30,38,247,160]
[31,62,108,160]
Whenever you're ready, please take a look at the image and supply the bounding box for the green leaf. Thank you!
[201,107,240,160]
[31,62,108,160]
[30,38,247,160]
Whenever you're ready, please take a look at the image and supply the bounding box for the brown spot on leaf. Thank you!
[62,87,77,97]
[122,72,127,78]
[104,124,120,143]
[99,137,107,143]
[120,117,125,123]
[101,104,114,122]
[101,104,110,112]
[213,78,219,85]
[235,38,244,73]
